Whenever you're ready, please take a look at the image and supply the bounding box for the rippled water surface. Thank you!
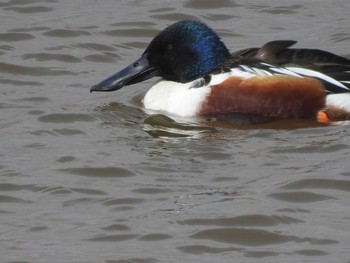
[1,1,350,262]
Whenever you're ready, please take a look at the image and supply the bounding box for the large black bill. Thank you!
[90,54,159,92]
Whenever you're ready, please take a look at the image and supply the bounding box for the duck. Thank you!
[91,20,350,122]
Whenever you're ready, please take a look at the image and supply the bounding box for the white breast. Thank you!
[142,80,211,117]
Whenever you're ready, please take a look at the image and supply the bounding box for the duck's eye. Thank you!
[167,44,174,50]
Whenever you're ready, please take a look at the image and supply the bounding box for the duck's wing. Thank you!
[231,40,350,93]
[232,40,350,65]
[230,40,296,63]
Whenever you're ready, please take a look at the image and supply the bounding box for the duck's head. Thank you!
[91,20,230,92]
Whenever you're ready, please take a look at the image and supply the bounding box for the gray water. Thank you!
[1,0,350,262]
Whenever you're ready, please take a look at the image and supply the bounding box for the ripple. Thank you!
[0,170,22,177]
[22,53,81,63]
[20,96,49,103]
[150,13,197,21]
[48,188,72,195]
[202,14,237,21]
[105,258,158,263]
[0,32,35,42]
[44,45,70,51]
[177,214,303,227]
[28,110,45,115]
[190,228,292,246]
[43,29,90,37]
[93,101,146,125]
[0,194,33,203]
[0,44,14,50]
[85,234,138,242]
[29,129,56,136]
[63,197,97,207]
[177,245,237,254]
[259,5,303,14]
[109,21,155,27]
[183,0,240,9]
[52,128,86,135]
[281,179,350,192]
[211,176,239,182]
[0,183,32,191]
[294,249,328,256]
[190,227,337,246]
[331,32,350,43]
[102,29,158,38]
[132,187,173,194]
[140,166,182,173]
[0,62,75,76]
[113,206,135,211]
[38,113,96,123]
[101,224,130,231]
[4,6,53,13]
[62,167,135,178]
[9,26,50,32]
[0,0,58,7]
[55,156,76,163]
[244,251,279,258]
[341,171,350,177]
[73,43,116,51]
[138,233,172,241]
[29,226,49,232]
[271,143,350,154]
[102,198,143,206]
[144,114,215,138]
[268,191,334,203]
[153,8,179,13]
[23,142,45,148]
[71,187,107,195]
[0,79,43,86]
[33,185,72,195]
[83,54,118,63]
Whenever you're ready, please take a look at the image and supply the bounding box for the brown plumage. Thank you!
[200,76,326,119]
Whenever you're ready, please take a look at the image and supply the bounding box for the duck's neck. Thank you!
[179,37,231,83]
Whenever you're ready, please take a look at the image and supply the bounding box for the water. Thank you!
[1,0,350,262]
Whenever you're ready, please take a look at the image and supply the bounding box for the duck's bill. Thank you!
[90,54,158,92]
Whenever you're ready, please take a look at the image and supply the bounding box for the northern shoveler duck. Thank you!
[91,20,350,122]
